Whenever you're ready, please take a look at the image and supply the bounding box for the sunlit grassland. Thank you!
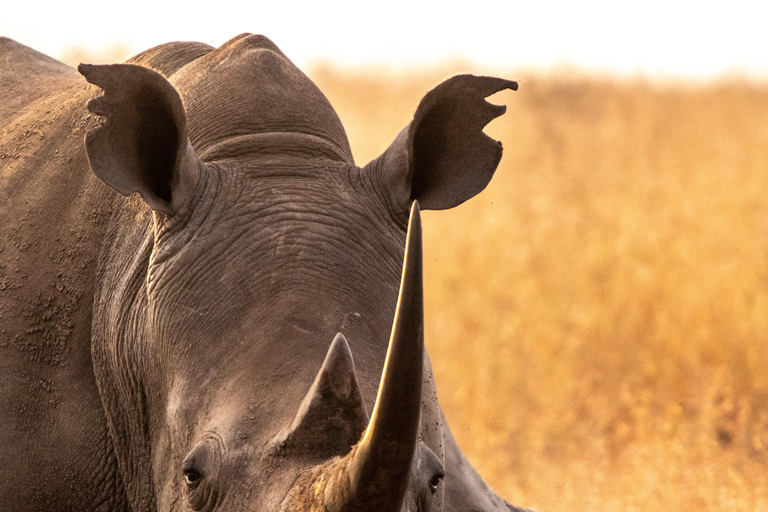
[312,66,768,511]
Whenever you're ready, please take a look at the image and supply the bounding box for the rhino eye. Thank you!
[429,471,444,494]
[184,468,201,487]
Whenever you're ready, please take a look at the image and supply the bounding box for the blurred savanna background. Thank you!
[6,1,768,509]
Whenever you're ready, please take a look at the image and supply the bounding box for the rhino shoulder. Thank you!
[0,37,74,78]
[0,37,81,124]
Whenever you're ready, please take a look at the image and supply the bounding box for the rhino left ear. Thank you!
[364,75,517,211]
[79,63,200,214]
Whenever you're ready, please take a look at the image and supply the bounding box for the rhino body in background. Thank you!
[0,34,525,511]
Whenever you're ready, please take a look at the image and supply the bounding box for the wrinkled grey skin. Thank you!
[0,34,528,511]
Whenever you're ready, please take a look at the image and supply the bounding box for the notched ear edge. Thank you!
[409,75,517,210]
[363,74,517,213]
[79,63,200,214]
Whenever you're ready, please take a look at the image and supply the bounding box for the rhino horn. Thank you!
[344,200,425,511]
[280,202,425,512]
[272,332,369,457]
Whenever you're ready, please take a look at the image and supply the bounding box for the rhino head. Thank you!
[79,34,519,511]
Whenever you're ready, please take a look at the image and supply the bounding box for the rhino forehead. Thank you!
[169,34,353,163]
[147,166,405,326]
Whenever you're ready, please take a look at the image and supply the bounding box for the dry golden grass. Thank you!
[311,66,768,511]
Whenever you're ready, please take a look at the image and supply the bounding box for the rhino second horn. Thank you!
[344,200,425,511]
[272,333,369,457]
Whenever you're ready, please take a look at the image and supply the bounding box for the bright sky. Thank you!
[3,1,767,80]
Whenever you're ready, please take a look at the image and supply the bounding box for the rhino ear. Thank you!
[271,333,369,457]
[79,63,200,214]
[365,75,517,211]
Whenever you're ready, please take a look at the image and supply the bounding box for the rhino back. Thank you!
[0,39,129,511]
[126,40,215,76]
[0,38,78,122]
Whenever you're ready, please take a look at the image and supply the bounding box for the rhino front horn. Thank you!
[344,200,425,511]
[280,202,425,512]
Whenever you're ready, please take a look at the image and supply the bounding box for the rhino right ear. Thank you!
[79,63,200,214]
[364,75,517,211]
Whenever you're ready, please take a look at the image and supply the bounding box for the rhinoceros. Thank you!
[0,33,525,511]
